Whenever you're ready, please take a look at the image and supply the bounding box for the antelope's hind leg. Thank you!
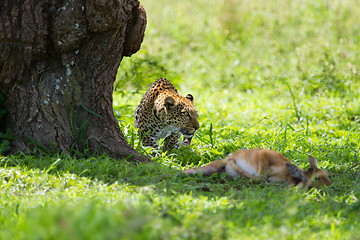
[225,158,260,181]
[183,159,226,176]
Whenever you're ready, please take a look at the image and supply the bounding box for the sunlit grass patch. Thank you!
[1,0,360,238]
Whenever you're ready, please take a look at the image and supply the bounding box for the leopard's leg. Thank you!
[140,132,159,149]
[182,136,193,146]
[163,132,181,150]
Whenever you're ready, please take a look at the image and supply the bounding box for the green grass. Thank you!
[1,0,360,239]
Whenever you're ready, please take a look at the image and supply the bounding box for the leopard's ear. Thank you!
[186,94,194,102]
[165,96,175,109]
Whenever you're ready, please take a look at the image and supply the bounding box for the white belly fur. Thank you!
[234,158,259,177]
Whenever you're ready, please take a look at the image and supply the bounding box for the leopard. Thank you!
[134,77,199,150]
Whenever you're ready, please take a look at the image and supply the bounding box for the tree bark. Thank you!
[0,0,148,162]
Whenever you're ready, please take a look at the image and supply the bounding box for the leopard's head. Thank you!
[155,93,199,138]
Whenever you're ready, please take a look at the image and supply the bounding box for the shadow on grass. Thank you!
[0,146,228,196]
[1,146,360,234]
[0,146,357,199]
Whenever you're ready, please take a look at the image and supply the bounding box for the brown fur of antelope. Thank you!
[183,149,332,187]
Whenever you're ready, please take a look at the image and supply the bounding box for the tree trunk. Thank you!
[0,0,148,162]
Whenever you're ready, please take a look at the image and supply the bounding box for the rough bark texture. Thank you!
[0,0,148,162]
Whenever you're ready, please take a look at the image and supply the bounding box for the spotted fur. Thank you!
[135,78,199,150]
